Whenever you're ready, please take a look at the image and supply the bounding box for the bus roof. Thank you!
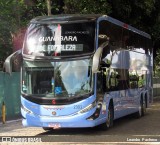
[30,14,101,23]
[30,14,151,39]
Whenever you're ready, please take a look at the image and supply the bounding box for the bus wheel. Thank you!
[100,103,113,130]
[43,127,53,131]
[142,97,147,116]
[135,97,145,118]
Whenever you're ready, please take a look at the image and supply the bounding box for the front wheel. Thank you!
[99,103,114,130]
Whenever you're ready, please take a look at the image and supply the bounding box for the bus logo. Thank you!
[52,111,56,116]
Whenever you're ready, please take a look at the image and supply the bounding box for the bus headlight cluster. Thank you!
[21,104,33,114]
[79,100,96,114]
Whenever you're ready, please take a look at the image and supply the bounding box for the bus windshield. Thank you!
[23,22,95,57]
[22,59,93,98]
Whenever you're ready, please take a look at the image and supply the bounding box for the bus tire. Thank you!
[100,103,114,130]
[135,96,146,118]
[142,95,147,116]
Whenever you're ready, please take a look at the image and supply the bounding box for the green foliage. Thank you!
[0,0,23,59]
[23,0,47,20]
[152,23,160,41]
[108,0,155,31]
[0,0,47,60]
[63,0,112,14]
[155,49,160,76]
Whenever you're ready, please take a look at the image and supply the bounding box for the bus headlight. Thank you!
[21,104,33,114]
[79,100,96,114]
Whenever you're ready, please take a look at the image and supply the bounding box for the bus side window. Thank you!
[108,71,119,91]
[138,74,146,88]
[129,74,138,89]
[108,69,129,91]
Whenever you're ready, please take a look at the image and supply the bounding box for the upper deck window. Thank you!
[23,22,95,57]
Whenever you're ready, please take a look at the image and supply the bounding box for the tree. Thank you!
[46,0,51,15]
[0,0,47,61]
[63,0,112,14]
[0,0,25,60]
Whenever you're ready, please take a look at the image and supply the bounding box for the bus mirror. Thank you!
[92,41,109,73]
[4,50,22,75]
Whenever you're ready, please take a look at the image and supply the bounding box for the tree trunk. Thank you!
[46,0,51,16]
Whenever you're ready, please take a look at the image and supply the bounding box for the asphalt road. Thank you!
[0,99,160,144]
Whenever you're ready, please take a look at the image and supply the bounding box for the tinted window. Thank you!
[23,22,95,57]
[108,69,129,91]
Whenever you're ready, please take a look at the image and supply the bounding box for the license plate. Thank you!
[48,123,61,129]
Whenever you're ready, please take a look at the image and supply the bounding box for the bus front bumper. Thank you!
[21,109,106,128]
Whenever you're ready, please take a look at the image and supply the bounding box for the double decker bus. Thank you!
[4,14,153,130]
